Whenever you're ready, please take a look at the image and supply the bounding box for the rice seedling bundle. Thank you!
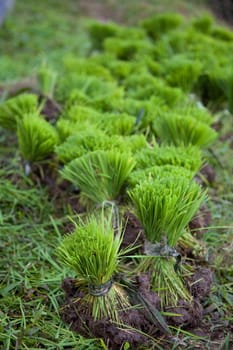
[129,176,206,306]
[60,150,135,205]
[0,93,38,131]
[56,213,131,322]
[17,112,58,164]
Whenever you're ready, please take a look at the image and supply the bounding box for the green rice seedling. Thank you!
[174,102,213,125]
[129,165,195,188]
[129,177,206,245]
[17,112,58,165]
[123,134,148,152]
[60,150,135,205]
[56,212,132,322]
[55,118,82,142]
[214,68,233,113]
[37,63,57,98]
[0,93,38,131]
[103,37,153,61]
[99,112,135,136]
[56,73,123,109]
[133,97,168,135]
[65,107,135,136]
[141,13,184,40]
[63,84,124,113]
[87,20,145,50]
[63,104,101,123]
[154,114,217,147]
[135,145,202,173]
[191,15,214,34]
[117,96,155,115]
[139,56,162,76]
[87,20,122,49]
[128,176,206,306]
[162,55,202,92]
[56,132,147,164]
[116,96,167,134]
[124,73,184,106]
[63,56,113,82]
[194,69,226,107]
[56,129,110,163]
[211,26,233,42]
[102,57,140,80]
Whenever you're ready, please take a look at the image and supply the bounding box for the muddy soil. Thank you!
[61,264,213,349]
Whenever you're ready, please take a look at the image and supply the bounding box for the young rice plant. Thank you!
[56,212,132,322]
[128,176,206,307]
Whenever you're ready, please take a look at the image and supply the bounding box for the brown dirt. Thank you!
[195,164,216,186]
[39,95,62,124]
[166,299,203,327]
[61,277,153,349]
[121,211,144,253]
[60,266,214,349]
[187,268,213,300]
[220,131,233,148]
[189,205,212,237]
[28,161,85,217]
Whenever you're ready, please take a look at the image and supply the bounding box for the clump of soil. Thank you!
[165,267,213,327]
[195,164,216,186]
[39,95,62,124]
[189,205,212,237]
[61,277,152,349]
[165,299,203,327]
[61,267,213,349]
[187,268,213,300]
[200,164,216,184]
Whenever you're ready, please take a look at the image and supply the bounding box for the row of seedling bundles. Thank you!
[0,12,230,348]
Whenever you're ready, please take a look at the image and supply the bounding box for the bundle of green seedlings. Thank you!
[85,13,233,112]
[154,112,217,147]
[56,129,146,164]
[60,150,135,208]
[135,145,202,173]
[55,71,124,110]
[56,211,133,323]
[129,140,208,256]
[0,93,39,131]
[129,173,206,307]
[0,92,58,174]
[16,112,58,175]
[59,102,136,137]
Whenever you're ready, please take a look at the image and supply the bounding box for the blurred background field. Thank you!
[0,0,221,82]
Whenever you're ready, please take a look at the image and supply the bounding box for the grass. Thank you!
[0,0,233,349]
[0,156,104,349]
